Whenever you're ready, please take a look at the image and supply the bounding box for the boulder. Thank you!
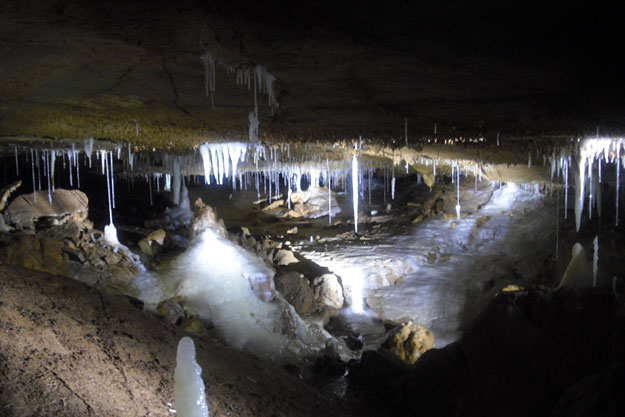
[138,229,167,256]
[274,271,315,314]
[4,189,89,230]
[157,298,186,325]
[382,321,434,364]
[274,249,299,266]
[312,273,344,309]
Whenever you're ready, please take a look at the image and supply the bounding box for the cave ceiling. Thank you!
[0,0,623,152]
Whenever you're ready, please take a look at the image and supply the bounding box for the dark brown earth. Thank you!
[0,264,354,417]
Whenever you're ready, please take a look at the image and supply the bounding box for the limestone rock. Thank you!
[274,271,315,314]
[286,226,298,235]
[0,233,71,277]
[266,188,341,220]
[157,298,186,325]
[501,284,524,292]
[263,199,284,211]
[180,316,208,337]
[189,198,227,239]
[138,229,167,256]
[559,243,592,288]
[4,189,89,230]
[383,321,435,364]
[312,274,344,309]
[274,249,299,266]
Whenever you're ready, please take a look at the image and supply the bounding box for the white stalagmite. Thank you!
[174,337,209,417]
[593,236,599,287]
[352,154,359,234]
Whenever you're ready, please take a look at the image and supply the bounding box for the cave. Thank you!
[1,1,624,416]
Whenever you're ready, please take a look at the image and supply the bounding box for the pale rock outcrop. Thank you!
[157,297,186,325]
[189,198,227,239]
[274,249,299,266]
[4,189,88,230]
[382,321,435,364]
[559,243,592,288]
[138,229,168,256]
[312,273,344,309]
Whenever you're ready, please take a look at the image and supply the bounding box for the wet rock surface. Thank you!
[348,287,625,417]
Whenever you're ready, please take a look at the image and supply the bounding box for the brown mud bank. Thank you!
[0,264,350,417]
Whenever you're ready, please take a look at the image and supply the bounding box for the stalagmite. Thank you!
[352,154,359,234]
[174,337,209,417]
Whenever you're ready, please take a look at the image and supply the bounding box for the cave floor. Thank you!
[0,264,382,417]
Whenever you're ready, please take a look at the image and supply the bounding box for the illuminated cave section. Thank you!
[0,136,624,362]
